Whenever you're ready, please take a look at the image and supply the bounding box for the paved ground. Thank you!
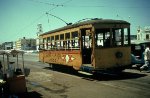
[1,54,150,98]
[25,67,150,98]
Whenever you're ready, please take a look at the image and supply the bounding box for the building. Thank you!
[137,26,150,41]
[144,26,150,40]
[1,42,13,50]
[15,37,36,50]
[0,44,2,50]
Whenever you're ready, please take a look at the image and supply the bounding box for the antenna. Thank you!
[46,12,72,25]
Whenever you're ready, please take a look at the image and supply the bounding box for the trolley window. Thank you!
[60,34,64,40]
[55,35,59,40]
[39,37,44,49]
[55,35,60,49]
[72,31,78,38]
[51,36,55,49]
[60,34,64,49]
[95,29,111,47]
[71,31,80,49]
[47,37,50,42]
[43,38,47,49]
[47,37,51,50]
[65,33,70,39]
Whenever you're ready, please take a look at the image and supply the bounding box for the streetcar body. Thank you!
[39,19,131,73]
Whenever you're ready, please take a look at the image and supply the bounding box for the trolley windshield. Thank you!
[95,28,130,48]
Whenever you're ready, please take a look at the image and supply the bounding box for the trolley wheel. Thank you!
[92,72,100,79]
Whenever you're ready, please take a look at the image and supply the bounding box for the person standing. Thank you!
[0,61,3,78]
[140,45,150,72]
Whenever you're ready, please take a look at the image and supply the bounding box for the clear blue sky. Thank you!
[0,0,150,43]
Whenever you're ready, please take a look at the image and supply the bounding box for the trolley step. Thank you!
[82,64,93,67]
[80,64,94,73]
[78,71,93,75]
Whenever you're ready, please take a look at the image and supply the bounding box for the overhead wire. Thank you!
[26,0,150,8]
[64,4,150,8]
[17,0,150,37]
[27,0,64,7]
[45,0,73,28]
[17,0,72,36]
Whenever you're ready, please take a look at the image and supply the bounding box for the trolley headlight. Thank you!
[115,51,123,59]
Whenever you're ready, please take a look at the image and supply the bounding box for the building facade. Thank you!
[0,44,2,50]
[15,37,36,50]
[137,26,150,41]
[1,42,13,50]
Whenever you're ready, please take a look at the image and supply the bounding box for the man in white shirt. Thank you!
[140,46,150,72]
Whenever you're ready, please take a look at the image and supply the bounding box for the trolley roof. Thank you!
[40,19,130,36]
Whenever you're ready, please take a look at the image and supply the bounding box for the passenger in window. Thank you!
[104,36,110,47]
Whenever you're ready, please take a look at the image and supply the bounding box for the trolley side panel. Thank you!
[39,50,82,70]
[94,47,131,69]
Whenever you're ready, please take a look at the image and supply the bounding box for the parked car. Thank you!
[131,40,150,68]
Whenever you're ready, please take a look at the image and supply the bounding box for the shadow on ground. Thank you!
[43,66,147,81]
[15,91,43,98]
[86,71,147,81]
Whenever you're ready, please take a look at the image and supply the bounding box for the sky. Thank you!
[0,0,150,43]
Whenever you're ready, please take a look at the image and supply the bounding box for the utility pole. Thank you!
[36,23,43,51]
